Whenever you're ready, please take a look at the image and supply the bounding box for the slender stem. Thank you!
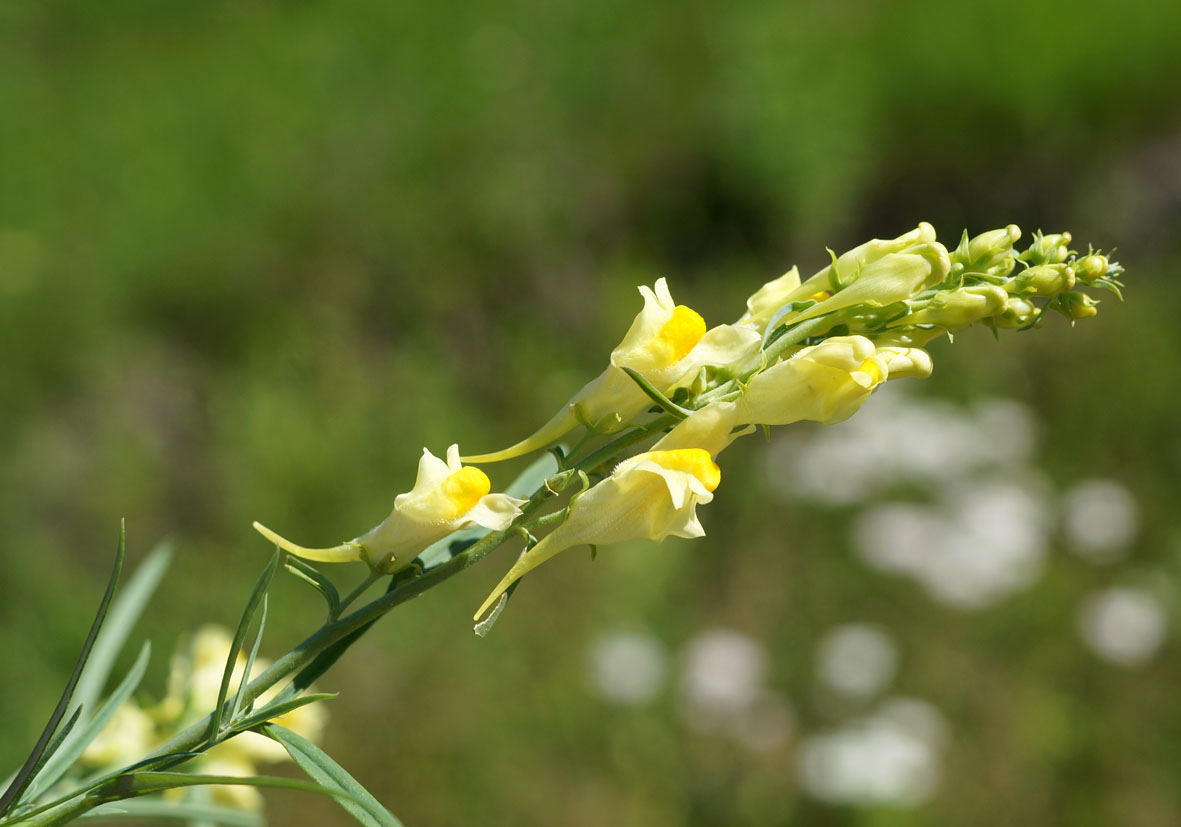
[14,415,680,827]
[14,795,94,827]
[572,414,676,474]
[332,570,385,619]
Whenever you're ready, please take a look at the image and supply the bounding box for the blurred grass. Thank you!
[2,0,1180,824]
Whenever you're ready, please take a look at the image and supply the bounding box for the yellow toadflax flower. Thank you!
[465,277,759,463]
[254,445,526,574]
[474,446,722,621]
[149,628,333,812]
[738,223,942,333]
[732,335,931,426]
[80,700,157,768]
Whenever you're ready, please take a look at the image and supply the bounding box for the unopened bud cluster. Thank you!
[253,222,1124,627]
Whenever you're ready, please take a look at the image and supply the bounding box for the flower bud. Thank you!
[1005,264,1075,297]
[898,284,1009,328]
[992,295,1039,328]
[1020,231,1073,266]
[1073,254,1109,283]
[784,245,951,328]
[952,225,1021,279]
[1055,291,1100,320]
[875,346,933,379]
[738,224,938,332]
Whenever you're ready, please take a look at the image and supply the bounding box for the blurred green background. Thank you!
[2,0,1180,824]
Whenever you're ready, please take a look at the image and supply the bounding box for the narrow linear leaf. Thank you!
[12,752,206,826]
[81,798,263,825]
[74,541,173,718]
[283,557,341,616]
[99,771,360,804]
[232,694,337,734]
[26,641,152,801]
[262,723,402,827]
[762,299,820,346]
[24,707,84,792]
[620,367,691,419]
[0,524,126,816]
[231,598,268,722]
[210,550,280,740]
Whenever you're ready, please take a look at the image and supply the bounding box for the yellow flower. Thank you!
[254,445,526,574]
[80,701,156,768]
[732,335,931,426]
[153,625,331,811]
[474,446,722,621]
[739,223,941,332]
[893,284,1009,328]
[465,278,759,463]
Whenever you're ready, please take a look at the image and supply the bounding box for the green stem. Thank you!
[12,795,94,827]
[332,570,385,620]
[12,415,681,827]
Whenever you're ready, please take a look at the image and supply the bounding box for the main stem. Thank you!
[15,419,678,827]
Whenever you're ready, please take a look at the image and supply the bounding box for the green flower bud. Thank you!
[1055,291,1099,320]
[897,283,1009,328]
[871,327,947,348]
[952,225,1022,280]
[1074,254,1109,283]
[1005,264,1075,297]
[1020,231,1073,266]
[993,295,1040,328]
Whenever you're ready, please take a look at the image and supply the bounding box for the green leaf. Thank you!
[283,556,341,617]
[25,641,152,802]
[231,597,268,722]
[619,367,691,420]
[230,694,337,734]
[97,771,359,803]
[762,299,820,346]
[210,550,280,741]
[10,752,206,826]
[0,523,126,816]
[261,723,402,827]
[73,540,172,720]
[82,798,263,825]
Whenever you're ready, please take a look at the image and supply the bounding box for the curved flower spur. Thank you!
[254,445,526,575]
[463,277,760,463]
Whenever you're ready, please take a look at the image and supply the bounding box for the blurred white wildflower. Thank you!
[853,477,1051,609]
[679,628,766,731]
[1062,479,1139,564]
[816,624,898,700]
[798,697,946,806]
[586,629,668,706]
[1077,587,1167,667]
[765,387,1037,506]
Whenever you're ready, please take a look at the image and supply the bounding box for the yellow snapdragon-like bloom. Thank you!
[474,446,722,621]
[254,445,526,574]
[732,335,931,426]
[82,625,330,812]
[739,223,942,333]
[161,626,328,760]
[155,625,330,811]
[465,278,759,463]
[80,700,156,768]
